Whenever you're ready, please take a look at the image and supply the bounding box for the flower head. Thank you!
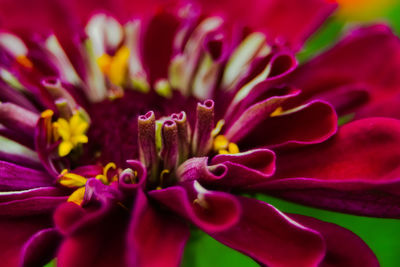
[0,0,399,266]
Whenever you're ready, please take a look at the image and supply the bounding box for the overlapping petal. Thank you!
[193,0,337,50]
[288,24,400,117]
[250,118,400,217]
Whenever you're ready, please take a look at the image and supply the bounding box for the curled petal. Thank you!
[127,190,189,267]
[210,196,326,267]
[149,181,241,232]
[118,160,146,193]
[177,149,275,188]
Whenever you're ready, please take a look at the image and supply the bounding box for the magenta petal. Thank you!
[0,195,67,217]
[0,102,39,137]
[118,160,146,193]
[127,190,189,267]
[290,214,378,267]
[0,216,52,267]
[0,187,66,202]
[210,196,325,267]
[194,0,336,50]
[142,11,180,84]
[56,204,128,267]
[20,228,62,267]
[149,181,241,232]
[252,118,400,217]
[239,100,337,148]
[289,24,400,115]
[0,160,54,190]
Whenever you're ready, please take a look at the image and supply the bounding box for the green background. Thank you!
[181,5,400,267]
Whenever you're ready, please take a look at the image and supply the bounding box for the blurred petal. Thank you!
[0,160,54,191]
[127,190,189,267]
[0,215,52,267]
[20,228,62,267]
[193,0,337,50]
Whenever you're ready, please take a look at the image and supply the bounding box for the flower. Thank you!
[0,0,399,266]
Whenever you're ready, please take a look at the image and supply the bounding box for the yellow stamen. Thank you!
[97,46,130,86]
[270,106,283,117]
[16,55,33,69]
[53,112,89,157]
[67,187,86,205]
[213,135,229,152]
[213,135,240,154]
[228,142,239,154]
[95,162,117,184]
[58,169,87,188]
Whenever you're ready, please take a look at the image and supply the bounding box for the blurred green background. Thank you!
[181,3,400,267]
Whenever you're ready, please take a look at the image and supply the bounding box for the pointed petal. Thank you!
[20,228,62,267]
[290,214,379,267]
[209,196,326,267]
[127,190,189,267]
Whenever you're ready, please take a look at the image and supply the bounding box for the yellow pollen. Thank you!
[95,162,117,184]
[53,112,89,157]
[67,187,86,205]
[58,169,87,188]
[97,46,130,86]
[270,106,283,117]
[16,55,33,69]
[213,135,240,154]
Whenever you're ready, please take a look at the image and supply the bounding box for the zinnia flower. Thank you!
[0,0,399,266]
